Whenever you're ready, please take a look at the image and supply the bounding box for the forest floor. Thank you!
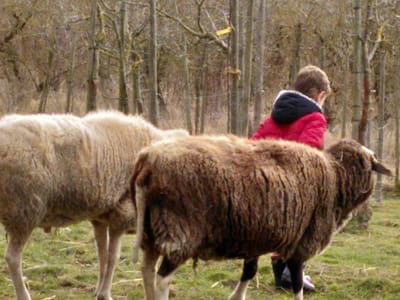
[1,193,400,300]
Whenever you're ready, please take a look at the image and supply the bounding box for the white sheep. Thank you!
[0,110,188,300]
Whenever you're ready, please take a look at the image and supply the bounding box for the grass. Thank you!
[1,197,400,300]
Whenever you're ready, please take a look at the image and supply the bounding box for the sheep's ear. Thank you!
[372,161,393,176]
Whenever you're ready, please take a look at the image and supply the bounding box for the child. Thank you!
[251,65,331,291]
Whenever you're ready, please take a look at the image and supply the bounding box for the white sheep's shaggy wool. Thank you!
[0,110,188,300]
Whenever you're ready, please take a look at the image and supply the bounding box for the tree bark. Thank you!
[38,46,54,113]
[131,51,144,115]
[238,2,245,134]
[182,34,193,134]
[375,47,386,202]
[351,0,362,140]
[149,0,159,125]
[341,57,350,138]
[86,0,99,112]
[396,53,400,187]
[229,0,240,134]
[65,39,76,113]
[195,43,207,134]
[118,1,129,114]
[240,0,255,136]
[358,0,373,145]
[252,0,267,131]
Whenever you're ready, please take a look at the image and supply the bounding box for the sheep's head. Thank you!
[328,139,392,177]
[327,139,392,213]
[360,146,392,176]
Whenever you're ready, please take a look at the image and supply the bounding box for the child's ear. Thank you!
[317,91,327,104]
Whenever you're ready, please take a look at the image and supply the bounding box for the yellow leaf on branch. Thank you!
[216,27,232,37]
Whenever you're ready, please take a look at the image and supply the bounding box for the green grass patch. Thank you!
[1,199,400,299]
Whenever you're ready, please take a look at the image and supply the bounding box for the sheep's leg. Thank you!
[228,258,258,300]
[155,257,180,300]
[286,259,304,300]
[96,228,124,300]
[5,230,33,300]
[92,221,109,296]
[141,249,160,300]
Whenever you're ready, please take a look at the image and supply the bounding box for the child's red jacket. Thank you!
[251,90,327,150]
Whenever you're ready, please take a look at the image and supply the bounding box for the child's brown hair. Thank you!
[294,65,331,99]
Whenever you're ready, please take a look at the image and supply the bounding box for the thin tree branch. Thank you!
[0,0,42,51]
[157,7,228,52]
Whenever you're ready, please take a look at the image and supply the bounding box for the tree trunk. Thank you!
[149,0,159,125]
[395,53,400,187]
[240,0,255,136]
[253,0,267,131]
[229,0,240,134]
[194,86,202,134]
[195,43,207,134]
[200,87,207,134]
[86,0,99,112]
[65,39,76,113]
[237,2,245,134]
[375,47,386,202]
[182,34,193,134]
[351,0,362,140]
[341,58,350,138]
[38,47,54,113]
[319,42,335,129]
[132,56,144,115]
[118,1,129,114]
[289,22,301,87]
[358,0,373,145]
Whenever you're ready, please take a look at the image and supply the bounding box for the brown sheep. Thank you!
[0,110,188,300]
[131,135,391,300]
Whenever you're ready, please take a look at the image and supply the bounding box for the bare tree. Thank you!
[351,0,362,139]
[194,42,207,134]
[252,0,267,130]
[174,1,193,133]
[240,0,255,136]
[86,0,99,112]
[229,0,240,134]
[149,0,158,125]
[38,39,55,113]
[375,46,386,202]
[341,57,350,138]
[359,0,382,145]
[118,1,129,113]
[65,38,76,113]
[0,0,41,52]
[396,50,400,187]
[182,34,193,134]
[132,51,144,115]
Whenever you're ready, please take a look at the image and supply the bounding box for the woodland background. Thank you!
[1,1,400,299]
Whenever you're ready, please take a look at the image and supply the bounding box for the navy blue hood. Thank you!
[271,90,322,124]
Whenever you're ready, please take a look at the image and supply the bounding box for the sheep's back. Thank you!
[139,136,336,260]
[0,112,148,229]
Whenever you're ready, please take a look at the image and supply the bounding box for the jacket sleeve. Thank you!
[251,117,269,140]
[297,113,327,149]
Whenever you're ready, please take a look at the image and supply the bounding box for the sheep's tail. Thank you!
[131,152,150,263]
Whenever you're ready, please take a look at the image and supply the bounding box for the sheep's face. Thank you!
[328,139,392,209]
[328,139,392,177]
[361,146,393,177]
